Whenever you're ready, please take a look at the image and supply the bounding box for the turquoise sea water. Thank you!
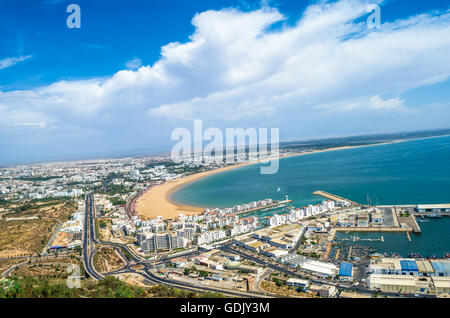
[172,135,450,209]
[172,135,450,256]
[335,217,450,257]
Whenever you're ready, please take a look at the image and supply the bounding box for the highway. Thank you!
[82,193,436,298]
[219,244,437,298]
[83,194,266,297]
[82,193,104,280]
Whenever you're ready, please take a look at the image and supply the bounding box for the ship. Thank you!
[425,213,442,219]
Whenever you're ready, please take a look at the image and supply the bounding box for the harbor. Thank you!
[333,217,450,258]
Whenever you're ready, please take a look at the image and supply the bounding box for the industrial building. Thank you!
[286,278,309,289]
[278,254,338,277]
[368,274,433,294]
[339,262,353,281]
[251,223,304,249]
[369,274,450,296]
[416,204,450,213]
[369,258,450,277]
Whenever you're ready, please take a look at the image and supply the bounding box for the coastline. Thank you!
[135,139,404,220]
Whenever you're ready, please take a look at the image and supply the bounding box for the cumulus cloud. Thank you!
[1,0,450,135]
[0,55,32,70]
[125,58,143,70]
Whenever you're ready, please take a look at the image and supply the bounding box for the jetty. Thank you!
[397,213,422,233]
[313,190,364,207]
[406,232,412,242]
[331,227,413,240]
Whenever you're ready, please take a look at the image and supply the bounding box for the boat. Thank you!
[425,213,442,219]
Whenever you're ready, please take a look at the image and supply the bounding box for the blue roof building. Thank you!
[339,262,353,280]
[400,260,418,272]
[431,261,450,276]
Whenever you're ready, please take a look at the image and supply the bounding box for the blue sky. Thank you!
[0,0,450,165]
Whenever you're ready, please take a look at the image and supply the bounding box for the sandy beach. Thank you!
[135,162,253,219]
[135,141,401,220]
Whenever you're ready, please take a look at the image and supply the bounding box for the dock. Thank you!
[330,227,413,241]
[313,190,364,207]
[397,213,422,233]
[406,232,412,242]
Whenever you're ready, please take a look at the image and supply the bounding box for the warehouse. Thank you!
[431,261,450,277]
[432,277,450,295]
[369,275,417,293]
[368,274,434,294]
[416,204,450,213]
[286,278,309,289]
[300,260,338,277]
[339,262,353,281]
[416,260,434,277]
[400,260,419,275]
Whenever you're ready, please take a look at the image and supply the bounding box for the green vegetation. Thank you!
[120,248,133,261]
[16,176,62,182]
[297,251,321,259]
[299,235,307,245]
[183,266,212,278]
[109,197,127,206]
[272,277,286,287]
[102,184,130,195]
[0,276,223,298]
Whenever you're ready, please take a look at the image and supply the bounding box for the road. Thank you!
[219,244,437,298]
[42,218,63,255]
[81,194,435,298]
[83,193,103,280]
[83,194,266,297]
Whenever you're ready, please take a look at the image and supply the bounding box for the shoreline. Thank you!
[135,139,407,220]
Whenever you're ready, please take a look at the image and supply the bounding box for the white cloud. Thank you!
[125,58,143,70]
[0,55,32,70]
[1,0,450,133]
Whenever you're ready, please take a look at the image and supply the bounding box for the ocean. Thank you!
[172,135,450,257]
[172,135,450,208]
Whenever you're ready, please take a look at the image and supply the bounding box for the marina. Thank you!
[334,217,450,258]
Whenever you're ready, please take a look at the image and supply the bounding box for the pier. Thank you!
[313,190,364,207]
[331,227,413,240]
[406,232,412,242]
[397,213,422,233]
